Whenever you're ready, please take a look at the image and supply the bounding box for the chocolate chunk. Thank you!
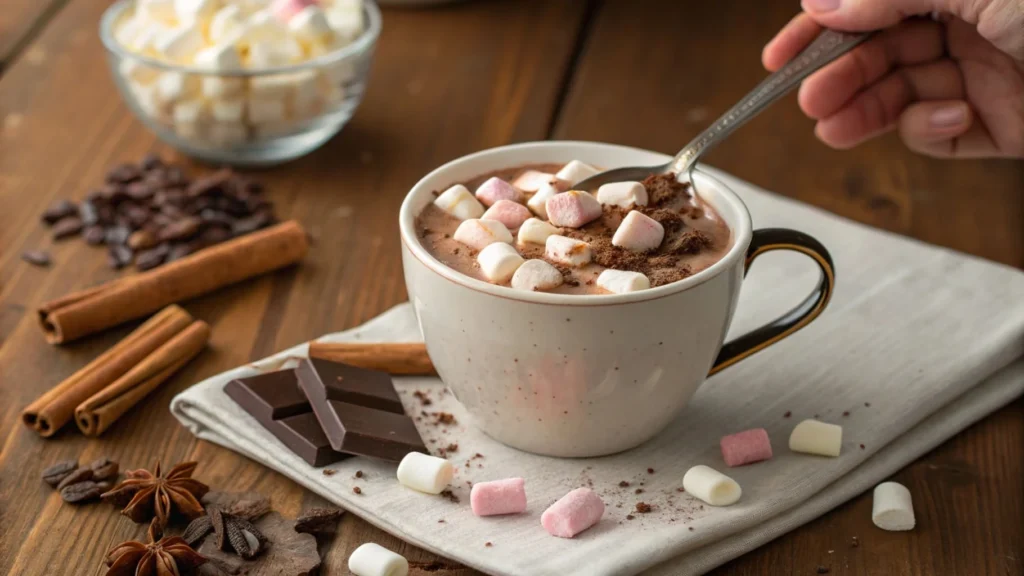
[21,250,51,267]
[135,244,169,271]
[42,460,79,487]
[83,226,106,245]
[42,200,79,224]
[224,371,348,467]
[51,217,83,240]
[107,244,133,269]
[296,357,427,461]
[60,480,103,503]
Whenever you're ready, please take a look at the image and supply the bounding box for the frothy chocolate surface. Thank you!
[416,163,731,294]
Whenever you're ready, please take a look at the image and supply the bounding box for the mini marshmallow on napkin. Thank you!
[541,488,605,538]
[471,478,528,517]
[397,452,453,495]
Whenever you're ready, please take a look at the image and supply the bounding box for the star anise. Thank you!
[105,519,206,576]
[102,461,209,529]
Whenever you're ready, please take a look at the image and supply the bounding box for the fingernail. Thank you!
[802,0,840,12]
[929,105,967,129]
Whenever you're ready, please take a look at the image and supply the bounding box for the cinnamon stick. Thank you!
[307,342,436,375]
[38,220,308,344]
[22,305,194,437]
[75,319,210,436]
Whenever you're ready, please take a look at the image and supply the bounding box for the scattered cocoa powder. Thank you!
[647,468,655,474]
[618,481,630,488]
[354,470,363,478]
[439,490,459,504]
[643,173,690,206]
[634,488,644,494]
[432,412,457,426]
[352,487,362,495]
[635,502,652,514]
[413,390,432,406]
[322,469,336,477]
[784,410,792,418]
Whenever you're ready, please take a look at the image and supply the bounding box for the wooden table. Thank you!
[2,1,1021,574]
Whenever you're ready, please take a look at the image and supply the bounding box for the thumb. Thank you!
[897,100,973,157]
[800,0,951,30]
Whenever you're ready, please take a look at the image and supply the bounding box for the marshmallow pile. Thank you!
[433,160,665,294]
[114,0,365,146]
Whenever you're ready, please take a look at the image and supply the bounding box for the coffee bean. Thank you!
[51,217,83,240]
[108,244,133,269]
[167,243,195,262]
[97,205,116,225]
[56,467,94,491]
[98,183,128,203]
[159,204,187,220]
[154,189,185,207]
[42,460,79,487]
[21,250,51,267]
[232,211,272,235]
[105,225,131,245]
[186,168,233,198]
[60,480,103,503]
[125,181,155,200]
[79,200,99,226]
[42,200,79,224]
[106,163,142,184]
[83,226,106,245]
[135,244,169,271]
[166,166,187,186]
[122,205,151,229]
[127,229,159,250]
[159,217,201,241]
[141,153,163,171]
[89,458,119,481]
[200,209,235,229]
[198,226,231,246]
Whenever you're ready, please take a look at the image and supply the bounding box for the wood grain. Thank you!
[554,0,1024,574]
[0,0,67,73]
[0,0,587,574]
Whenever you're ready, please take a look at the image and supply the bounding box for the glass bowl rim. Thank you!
[99,0,382,77]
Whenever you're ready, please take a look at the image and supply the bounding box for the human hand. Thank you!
[762,0,1024,158]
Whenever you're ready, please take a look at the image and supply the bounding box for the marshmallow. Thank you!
[544,235,591,267]
[248,39,302,67]
[174,0,219,24]
[470,478,527,517]
[250,70,317,101]
[318,81,346,109]
[433,184,484,221]
[119,59,160,85]
[682,465,742,506]
[396,452,453,495]
[247,97,286,123]
[453,219,513,251]
[596,269,650,294]
[872,482,915,531]
[482,200,531,232]
[207,122,249,146]
[321,58,358,86]
[474,177,522,207]
[115,17,143,48]
[545,191,602,228]
[612,210,664,252]
[326,5,363,41]
[202,75,244,98]
[511,259,563,292]
[597,181,648,208]
[210,98,245,122]
[130,82,169,122]
[155,72,198,105]
[289,5,334,45]
[348,543,409,576]
[136,0,178,25]
[172,99,207,139]
[526,182,559,219]
[477,243,524,283]
[789,419,843,457]
[154,26,205,63]
[720,428,773,467]
[194,43,242,70]
[541,488,604,538]
[512,170,557,193]
[244,10,289,44]
[271,0,317,22]
[516,218,559,246]
[555,159,599,185]
[209,4,244,42]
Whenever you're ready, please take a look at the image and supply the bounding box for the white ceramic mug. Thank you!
[400,141,834,457]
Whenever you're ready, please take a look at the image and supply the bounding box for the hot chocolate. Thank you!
[415,160,731,295]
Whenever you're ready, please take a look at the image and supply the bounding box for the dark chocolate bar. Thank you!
[296,357,427,462]
[225,370,349,467]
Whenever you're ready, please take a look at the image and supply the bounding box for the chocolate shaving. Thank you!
[294,507,345,535]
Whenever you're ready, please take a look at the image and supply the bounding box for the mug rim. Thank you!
[399,141,754,306]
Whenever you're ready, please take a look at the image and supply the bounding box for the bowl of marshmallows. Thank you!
[100,0,380,165]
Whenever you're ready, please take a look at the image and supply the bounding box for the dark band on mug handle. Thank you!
[709,228,835,375]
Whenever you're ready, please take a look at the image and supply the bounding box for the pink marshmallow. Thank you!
[470,478,527,516]
[611,210,664,252]
[475,177,522,207]
[270,0,318,22]
[482,199,532,232]
[512,170,562,193]
[541,487,604,538]
[720,428,773,467]
[545,191,602,228]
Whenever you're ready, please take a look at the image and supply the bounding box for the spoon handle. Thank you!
[669,29,871,175]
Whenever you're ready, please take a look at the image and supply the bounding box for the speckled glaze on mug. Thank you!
[400,141,834,457]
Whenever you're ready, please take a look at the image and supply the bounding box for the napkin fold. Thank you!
[172,168,1024,576]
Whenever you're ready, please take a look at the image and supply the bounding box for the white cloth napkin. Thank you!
[171,168,1024,576]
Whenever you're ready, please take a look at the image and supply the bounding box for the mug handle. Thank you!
[709,228,835,375]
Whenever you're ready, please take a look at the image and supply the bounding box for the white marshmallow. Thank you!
[511,259,563,292]
[322,59,358,86]
[348,543,409,576]
[247,97,287,123]
[194,43,242,70]
[115,17,143,48]
[527,182,559,219]
[555,159,599,185]
[247,39,302,67]
[130,81,170,122]
[544,235,591,267]
[872,482,915,531]
[243,10,289,45]
[290,5,334,45]
[318,82,346,109]
[136,0,177,25]
[202,75,244,98]
[597,181,648,208]
[596,269,650,294]
[119,59,160,85]
[433,185,484,221]
[207,122,249,145]
[174,0,220,24]
[155,72,198,105]
[172,99,207,139]
[612,211,664,252]
[209,4,244,42]
[512,170,557,193]
[516,218,559,246]
[396,452,453,495]
[789,419,843,457]
[210,98,245,122]
[453,219,512,251]
[154,26,206,63]
[250,70,317,102]
[326,5,364,41]
[477,243,525,283]
[682,465,742,506]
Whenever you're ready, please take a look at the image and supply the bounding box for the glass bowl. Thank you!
[99,0,381,166]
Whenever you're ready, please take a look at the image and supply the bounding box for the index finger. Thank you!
[762,13,822,71]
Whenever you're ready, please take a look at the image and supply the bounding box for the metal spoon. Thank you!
[574,29,872,191]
